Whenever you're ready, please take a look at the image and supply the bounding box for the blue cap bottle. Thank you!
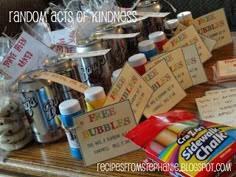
[59,99,83,159]
[138,40,158,61]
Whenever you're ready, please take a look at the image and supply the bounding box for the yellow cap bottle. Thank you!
[177,11,193,26]
[84,86,106,111]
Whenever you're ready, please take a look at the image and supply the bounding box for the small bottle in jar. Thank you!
[177,11,193,26]
[164,19,179,39]
[128,53,148,76]
[148,31,167,52]
[138,40,158,61]
[84,86,106,111]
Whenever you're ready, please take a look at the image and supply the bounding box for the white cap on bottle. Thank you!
[177,11,193,21]
[128,53,147,67]
[138,40,156,52]
[84,86,106,101]
[59,99,81,115]
[164,19,179,30]
[112,68,122,83]
[148,31,166,43]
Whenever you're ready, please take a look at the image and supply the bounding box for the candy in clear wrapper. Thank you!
[0,93,32,151]
[21,18,52,44]
[0,37,11,91]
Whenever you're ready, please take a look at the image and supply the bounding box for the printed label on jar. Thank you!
[79,56,107,84]
[23,97,38,122]
[42,99,58,121]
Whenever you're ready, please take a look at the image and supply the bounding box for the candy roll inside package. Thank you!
[125,110,236,177]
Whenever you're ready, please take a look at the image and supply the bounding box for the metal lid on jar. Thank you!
[138,40,156,52]
[76,38,106,53]
[95,24,124,35]
[136,0,161,12]
[148,31,166,43]
[43,56,76,72]
[177,11,193,21]
[128,53,147,67]
[137,0,153,8]
[59,99,81,116]
[77,38,102,47]
[164,19,179,30]
[96,23,114,33]
[84,86,106,101]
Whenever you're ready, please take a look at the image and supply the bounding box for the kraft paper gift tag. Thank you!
[142,60,187,117]
[104,63,153,123]
[148,48,193,90]
[193,8,232,49]
[163,25,212,63]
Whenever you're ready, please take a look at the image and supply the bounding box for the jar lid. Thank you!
[138,40,156,52]
[96,23,113,32]
[137,0,153,8]
[148,31,166,43]
[128,53,147,67]
[164,19,179,30]
[43,57,75,73]
[177,11,192,21]
[59,99,81,115]
[112,68,122,82]
[84,86,106,101]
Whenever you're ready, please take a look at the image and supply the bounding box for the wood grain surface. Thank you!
[0,33,235,177]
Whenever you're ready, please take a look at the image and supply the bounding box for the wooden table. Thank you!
[1,33,236,177]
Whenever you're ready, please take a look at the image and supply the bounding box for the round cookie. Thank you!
[0,120,24,136]
[0,117,19,125]
[0,96,19,117]
[0,133,32,151]
[0,127,27,144]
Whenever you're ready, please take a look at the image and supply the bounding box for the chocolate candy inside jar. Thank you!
[95,24,128,71]
[43,57,86,112]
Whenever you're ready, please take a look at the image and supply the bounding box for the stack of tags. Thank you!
[149,44,208,88]
[0,96,32,151]
[212,58,236,82]
[164,25,213,63]
[104,61,187,122]
[192,8,232,49]
[168,8,232,62]
[105,43,210,121]
[196,87,236,126]
[142,60,187,117]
